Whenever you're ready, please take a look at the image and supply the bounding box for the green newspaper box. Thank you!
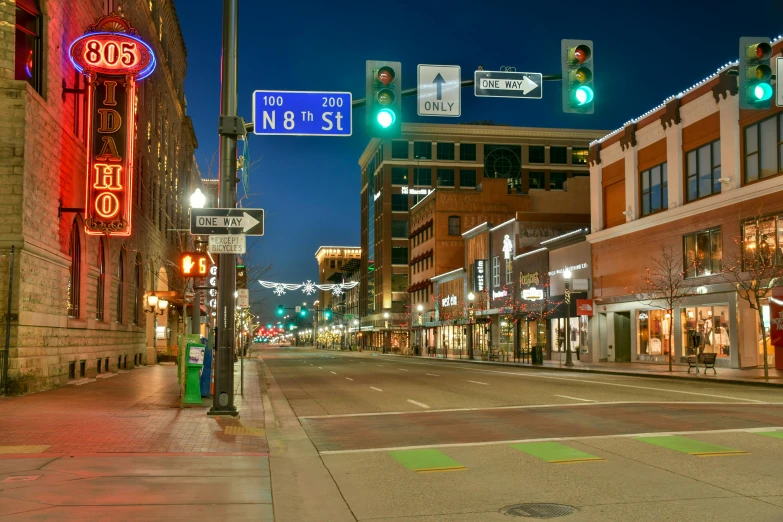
[184,341,206,404]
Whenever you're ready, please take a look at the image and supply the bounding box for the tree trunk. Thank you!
[758,307,769,381]
[668,307,673,372]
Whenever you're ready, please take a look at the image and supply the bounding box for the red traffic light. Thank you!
[377,66,395,85]
[753,42,772,60]
[572,44,591,64]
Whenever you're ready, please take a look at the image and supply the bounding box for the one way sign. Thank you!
[418,65,461,117]
[474,70,542,99]
[190,208,265,236]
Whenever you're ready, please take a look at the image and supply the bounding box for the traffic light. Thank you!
[561,39,594,114]
[179,252,209,277]
[299,307,307,318]
[366,60,402,137]
[236,265,247,289]
[324,307,332,320]
[739,37,773,109]
[276,305,284,316]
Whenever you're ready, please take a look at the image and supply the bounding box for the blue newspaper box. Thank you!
[200,343,214,397]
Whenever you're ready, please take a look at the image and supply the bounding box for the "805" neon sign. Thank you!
[69,32,155,79]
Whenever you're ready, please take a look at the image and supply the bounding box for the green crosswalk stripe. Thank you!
[757,431,783,440]
[636,435,745,455]
[390,449,465,471]
[511,442,603,463]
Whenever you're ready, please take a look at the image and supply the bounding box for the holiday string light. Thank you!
[258,279,359,296]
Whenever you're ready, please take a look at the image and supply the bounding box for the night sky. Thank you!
[174,0,783,322]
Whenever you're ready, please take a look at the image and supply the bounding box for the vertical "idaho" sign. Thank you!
[69,14,156,236]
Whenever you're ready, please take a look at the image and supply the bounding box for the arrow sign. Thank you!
[433,73,445,100]
[190,208,265,236]
[474,71,543,99]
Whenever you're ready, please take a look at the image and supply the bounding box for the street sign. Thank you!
[237,289,249,308]
[252,90,352,136]
[190,208,264,236]
[777,57,783,107]
[417,65,461,117]
[208,235,246,254]
[474,71,542,99]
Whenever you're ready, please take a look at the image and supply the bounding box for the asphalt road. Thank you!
[260,346,783,522]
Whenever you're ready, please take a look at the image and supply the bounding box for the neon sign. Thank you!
[69,15,156,236]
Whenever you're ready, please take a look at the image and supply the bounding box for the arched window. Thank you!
[96,239,106,321]
[116,249,124,323]
[67,219,80,318]
[133,254,142,325]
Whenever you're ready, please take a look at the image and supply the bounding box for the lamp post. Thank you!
[383,311,390,354]
[416,304,423,356]
[188,186,206,336]
[564,268,574,367]
[145,292,169,360]
[467,292,475,360]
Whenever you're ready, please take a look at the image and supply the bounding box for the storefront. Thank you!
[432,269,468,359]
[516,250,551,360]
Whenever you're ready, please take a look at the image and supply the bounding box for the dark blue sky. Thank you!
[174,1,783,321]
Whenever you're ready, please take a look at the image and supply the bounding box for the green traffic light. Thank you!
[574,86,594,106]
[753,82,773,102]
[377,109,395,128]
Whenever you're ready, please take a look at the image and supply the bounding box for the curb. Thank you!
[366,352,783,389]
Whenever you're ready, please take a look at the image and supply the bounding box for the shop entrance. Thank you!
[614,312,631,362]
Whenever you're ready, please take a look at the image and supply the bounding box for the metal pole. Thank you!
[3,246,14,395]
[565,280,573,367]
[191,290,200,335]
[209,0,239,416]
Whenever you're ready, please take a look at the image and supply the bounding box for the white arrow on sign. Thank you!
[520,75,539,95]
[242,212,260,232]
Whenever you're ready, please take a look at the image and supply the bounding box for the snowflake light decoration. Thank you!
[331,286,344,297]
[301,280,316,295]
[273,284,286,296]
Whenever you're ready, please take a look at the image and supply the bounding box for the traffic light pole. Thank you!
[209,0,239,417]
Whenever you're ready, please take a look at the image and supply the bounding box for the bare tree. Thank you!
[628,245,694,372]
[721,217,783,380]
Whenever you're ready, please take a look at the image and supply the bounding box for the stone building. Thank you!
[0,0,199,393]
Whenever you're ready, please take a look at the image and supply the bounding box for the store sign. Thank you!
[441,294,457,307]
[548,262,588,276]
[401,186,433,196]
[474,259,487,292]
[522,287,544,301]
[502,234,513,259]
[572,278,589,291]
[70,15,155,236]
[771,288,783,346]
[576,299,594,317]
[520,272,540,286]
[492,289,507,300]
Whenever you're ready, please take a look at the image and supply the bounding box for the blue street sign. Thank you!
[252,90,352,136]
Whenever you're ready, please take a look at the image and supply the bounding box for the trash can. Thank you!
[200,346,214,397]
[184,341,206,405]
[532,346,543,365]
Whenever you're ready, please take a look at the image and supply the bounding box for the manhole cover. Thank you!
[500,503,579,518]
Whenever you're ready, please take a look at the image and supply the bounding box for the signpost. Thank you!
[417,65,461,117]
[190,208,264,236]
[474,71,542,99]
[252,90,352,136]
[208,235,246,254]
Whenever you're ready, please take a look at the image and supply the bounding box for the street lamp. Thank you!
[563,268,574,367]
[189,188,207,209]
[467,292,476,359]
[383,311,390,354]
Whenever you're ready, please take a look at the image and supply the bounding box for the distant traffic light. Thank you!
[276,305,284,316]
[366,60,402,137]
[299,307,307,317]
[739,37,773,109]
[236,265,247,289]
[324,307,332,320]
[561,39,594,114]
[179,252,209,277]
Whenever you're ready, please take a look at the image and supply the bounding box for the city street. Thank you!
[261,346,783,521]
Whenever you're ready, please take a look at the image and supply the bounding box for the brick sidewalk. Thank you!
[0,359,267,455]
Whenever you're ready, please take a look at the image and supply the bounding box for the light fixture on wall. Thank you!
[718,177,731,186]
[622,210,633,217]
[144,292,168,316]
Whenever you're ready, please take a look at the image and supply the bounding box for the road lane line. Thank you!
[399,369,409,372]
[407,399,430,409]
[467,380,489,385]
[370,387,383,392]
[345,377,354,381]
[377,364,384,367]
[556,395,595,402]
[425,373,440,377]
[318,425,783,455]
[318,367,323,369]
[330,371,337,375]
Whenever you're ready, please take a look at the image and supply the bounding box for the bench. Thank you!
[687,353,717,374]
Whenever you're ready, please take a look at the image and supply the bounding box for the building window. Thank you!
[460,169,476,187]
[437,142,455,160]
[492,256,500,287]
[330,259,335,268]
[460,143,477,161]
[391,167,408,185]
[448,216,461,236]
[529,172,545,189]
[414,141,432,160]
[391,273,408,292]
[133,254,142,325]
[392,247,408,265]
[505,257,513,284]
[640,163,668,217]
[572,148,589,164]
[686,140,721,202]
[97,239,106,321]
[391,140,408,159]
[744,114,783,184]
[413,194,428,205]
[116,249,124,323]
[391,220,408,238]
[68,220,81,318]
[14,1,42,94]
[391,194,408,211]
[484,145,521,178]
[414,168,432,186]
[684,227,722,278]
[529,146,545,163]
[550,146,567,164]
[437,168,455,187]
[682,305,730,357]
[742,216,782,269]
[637,310,671,356]
[550,172,567,190]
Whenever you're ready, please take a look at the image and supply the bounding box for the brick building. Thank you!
[587,34,783,369]
[1,0,199,393]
